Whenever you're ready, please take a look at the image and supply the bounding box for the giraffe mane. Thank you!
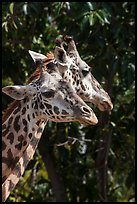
[2,101,20,124]
[2,52,54,124]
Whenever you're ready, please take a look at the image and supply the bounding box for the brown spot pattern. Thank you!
[34,101,38,109]
[8,116,13,126]
[32,113,35,118]
[2,124,6,130]
[40,103,44,109]
[15,142,23,150]
[23,141,27,146]
[2,141,6,151]
[13,103,21,115]
[22,119,28,132]
[54,106,60,115]
[14,115,20,133]
[18,134,24,142]
[45,103,52,109]
[27,114,30,122]
[28,133,33,139]
[22,119,27,126]
[7,132,14,144]
[2,128,9,137]
[22,107,26,115]
[36,120,41,126]
[2,149,19,169]
[62,110,69,115]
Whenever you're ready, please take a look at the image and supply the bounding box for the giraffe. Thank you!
[2,56,98,201]
[2,36,113,201]
[29,36,113,112]
[56,35,113,111]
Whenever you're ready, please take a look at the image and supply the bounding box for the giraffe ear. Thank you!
[54,46,68,64]
[2,85,36,100]
[29,50,47,63]
[64,35,79,57]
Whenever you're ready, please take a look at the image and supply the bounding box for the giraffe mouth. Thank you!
[98,100,113,111]
[90,95,113,112]
[77,114,98,125]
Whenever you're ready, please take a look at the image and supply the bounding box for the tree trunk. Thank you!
[42,151,67,202]
[39,135,67,202]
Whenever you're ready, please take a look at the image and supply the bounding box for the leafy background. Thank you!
[2,2,135,202]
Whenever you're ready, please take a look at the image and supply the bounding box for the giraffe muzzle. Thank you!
[76,106,98,125]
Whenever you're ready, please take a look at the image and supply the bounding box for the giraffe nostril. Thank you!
[81,106,91,114]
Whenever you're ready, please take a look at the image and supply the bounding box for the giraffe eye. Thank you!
[82,70,89,77]
[42,89,55,98]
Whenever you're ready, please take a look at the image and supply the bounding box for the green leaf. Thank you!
[98,9,110,24]
[13,21,17,29]
[23,3,28,15]
[88,13,94,26]
[3,21,8,32]
[86,2,94,11]
[9,3,14,14]
[39,169,49,180]
[95,11,104,25]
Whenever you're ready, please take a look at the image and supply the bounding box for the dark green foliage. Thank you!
[2,2,135,202]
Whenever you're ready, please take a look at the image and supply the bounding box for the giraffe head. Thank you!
[2,60,98,125]
[54,36,113,111]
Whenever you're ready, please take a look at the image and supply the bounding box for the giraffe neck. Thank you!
[2,119,47,202]
[2,99,47,184]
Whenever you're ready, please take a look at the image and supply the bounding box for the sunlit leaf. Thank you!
[86,2,94,11]
[9,3,14,14]
[23,3,28,15]
[3,21,8,32]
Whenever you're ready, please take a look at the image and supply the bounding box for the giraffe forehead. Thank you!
[31,72,62,91]
[41,78,61,91]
